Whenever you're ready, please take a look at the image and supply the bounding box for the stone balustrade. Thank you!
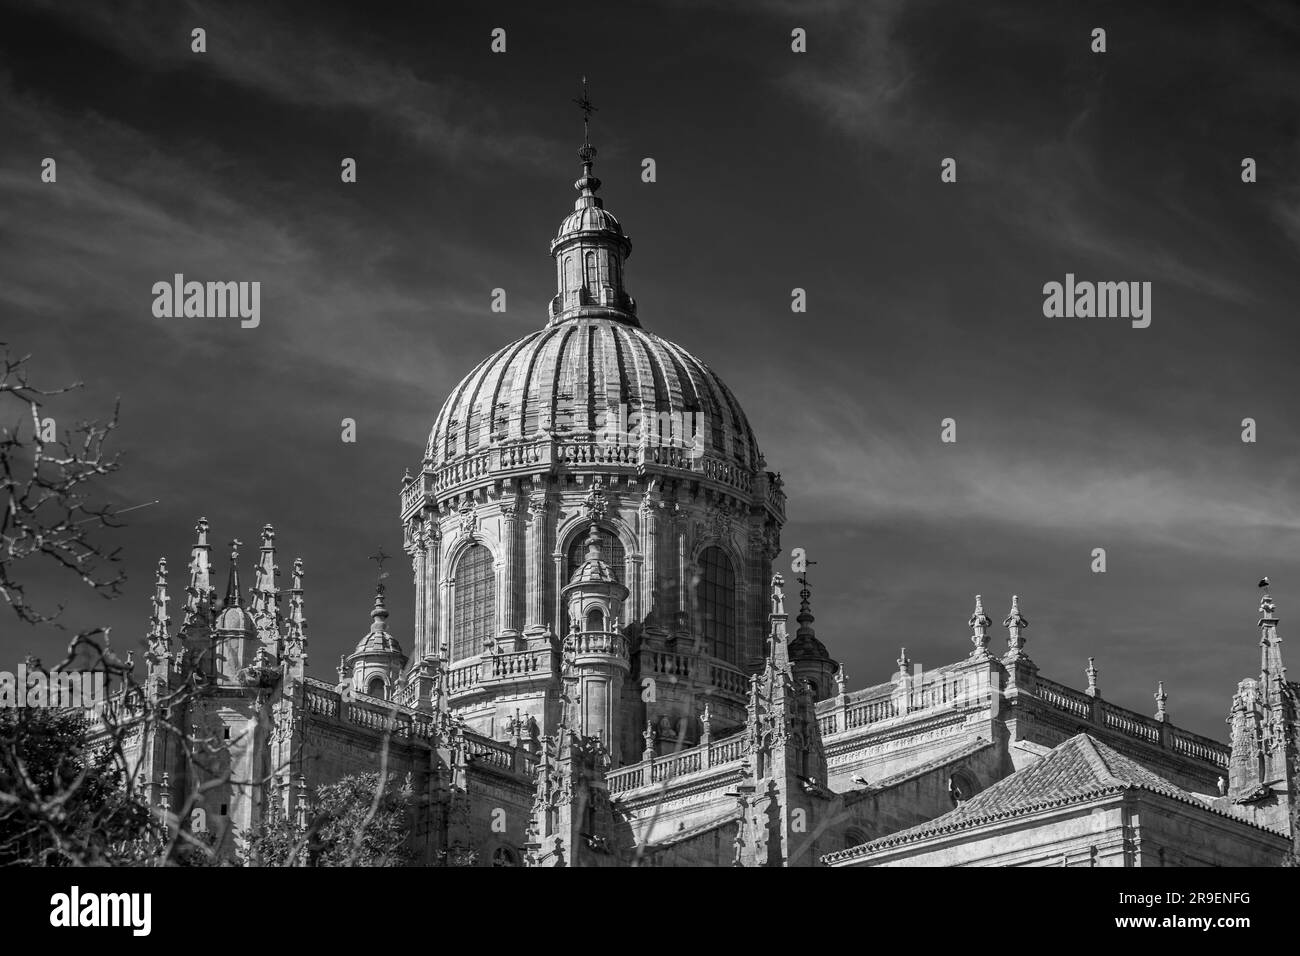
[488,648,553,681]
[1035,676,1093,720]
[606,729,747,795]
[423,438,759,500]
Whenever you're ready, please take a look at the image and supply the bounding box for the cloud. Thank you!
[13,0,558,171]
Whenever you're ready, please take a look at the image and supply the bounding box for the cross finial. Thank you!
[573,75,597,145]
[369,547,391,588]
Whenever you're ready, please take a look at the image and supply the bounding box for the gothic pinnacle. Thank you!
[968,594,992,656]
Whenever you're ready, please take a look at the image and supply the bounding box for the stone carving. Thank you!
[583,477,608,522]
[457,500,479,538]
[771,573,785,616]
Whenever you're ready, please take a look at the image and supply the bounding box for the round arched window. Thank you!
[696,547,737,663]
[452,545,495,662]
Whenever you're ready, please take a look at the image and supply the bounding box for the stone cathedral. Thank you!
[104,125,1299,867]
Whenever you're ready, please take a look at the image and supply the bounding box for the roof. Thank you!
[639,807,741,852]
[825,733,1278,863]
[425,319,762,473]
[845,737,996,804]
[568,558,619,586]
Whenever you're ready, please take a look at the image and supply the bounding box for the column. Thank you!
[424,521,441,660]
[640,491,659,632]
[526,492,549,635]
[499,499,520,644]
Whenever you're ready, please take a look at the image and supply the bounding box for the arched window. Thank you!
[844,827,868,850]
[948,772,978,806]
[564,530,625,632]
[367,676,386,699]
[585,608,604,632]
[452,545,495,662]
[492,846,519,867]
[564,255,578,292]
[697,547,737,663]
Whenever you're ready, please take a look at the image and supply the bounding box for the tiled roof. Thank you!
[863,738,996,793]
[824,733,1277,864]
[569,558,618,586]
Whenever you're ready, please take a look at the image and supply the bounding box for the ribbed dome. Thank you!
[354,628,404,658]
[555,202,624,243]
[570,558,618,586]
[425,317,762,472]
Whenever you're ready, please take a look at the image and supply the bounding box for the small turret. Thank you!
[560,523,630,760]
[347,579,407,700]
[788,571,837,702]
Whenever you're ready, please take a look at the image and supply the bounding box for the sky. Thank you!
[3,0,1300,738]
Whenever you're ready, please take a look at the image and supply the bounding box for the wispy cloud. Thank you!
[14,0,559,171]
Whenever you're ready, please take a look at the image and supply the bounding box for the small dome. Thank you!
[554,202,624,243]
[570,559,618,586]
[564,525,628,596]
[353,628,404,658]
[215,605,255,635]
[789,632,831,662]
[349,585,406,661]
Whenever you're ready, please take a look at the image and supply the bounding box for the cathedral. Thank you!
[104,124,1300,867]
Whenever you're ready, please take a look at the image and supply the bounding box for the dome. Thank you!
[554,202,625,243]
[349,585,405,661]
[411,130,771,510]
[215,604,255,635]
[569,557,618,587]
[425,318,762,472]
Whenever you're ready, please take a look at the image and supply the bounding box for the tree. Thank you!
[242,771,414,867]
[0,343,124,629]
[0,708,156,865]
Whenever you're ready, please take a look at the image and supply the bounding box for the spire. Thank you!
[968,594,992,657]
[573,75,600,198]
[285,557,308,665]
[584,522,603,563]
[149,557,171,642]
[370,579,390,629]
[1259,577,1285,687]
[549,79,636,327]
[224,538,244,608]
[289,558,306,628]
[1003,595,1028,660]
[252,524,279,620]
[796,577,816,640]
[183,516,213,627]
